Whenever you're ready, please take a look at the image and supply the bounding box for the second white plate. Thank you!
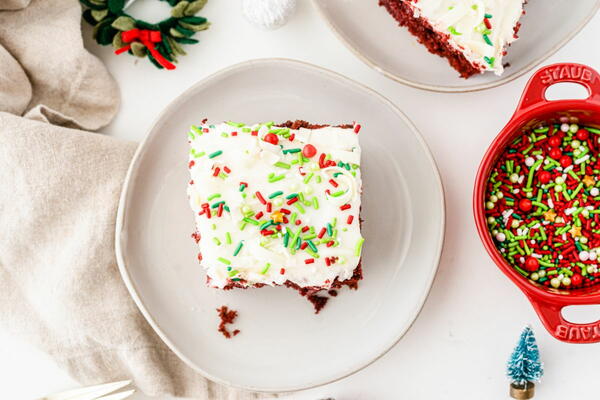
[116,58,445,391]
[313,0,599,92]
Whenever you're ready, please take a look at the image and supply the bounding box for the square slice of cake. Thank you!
[379,0,526,78]
[187,120,364,295]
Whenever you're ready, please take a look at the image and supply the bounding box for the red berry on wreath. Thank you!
[549,147,562,160]
[571,273,583,286]
[548,136,562,147]
[559,155,572,168]
[538,170,551,184]
[302,144,317,158]
[519,198,533,212]
[576,129,589,141]
[263,133,279,145]
[524,257,539,272]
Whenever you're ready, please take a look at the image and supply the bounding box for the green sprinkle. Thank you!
[239,183,246,192]
[283,148,301,154]
[330,190,345,197]
[483,34,493,46]
[269,174,285,183]
[269,191,283,199]
[290,212,298,224]
[226,121,245,127]
[233,241,244,256]
[312,197,319,209]
[448,26,462,35]
[274,161,291,169]
[211,201,225,209]
[483,56,495,67]
[485,13,493,18]
[207,193,221,201]
[261,263,271,274]
[306,248,319,259]
[228,269,239,277]
[307,240,318,253]
[286,193,298,199]
[243,217,259,226]
[326,223,333,236]
[225,232,232,244]
[295,202,305,214]
[217,257,231,265]
[355,237,365,257]
[208,150,223,159]
[260,221,274,230]
[283,230,290,247]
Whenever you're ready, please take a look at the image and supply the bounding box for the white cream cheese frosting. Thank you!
[404,0,525,75]
[187,122,364,289]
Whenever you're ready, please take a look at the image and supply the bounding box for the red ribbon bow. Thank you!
[115,28,176,70]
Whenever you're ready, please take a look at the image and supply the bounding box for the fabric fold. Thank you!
[0,0,274,398]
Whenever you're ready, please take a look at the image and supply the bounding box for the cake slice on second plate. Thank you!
[379,0,526,78]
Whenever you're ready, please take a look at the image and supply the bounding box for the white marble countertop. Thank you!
[3,1,600,399]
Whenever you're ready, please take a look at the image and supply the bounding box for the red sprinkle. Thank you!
[329,179,339,187]
[347,215,354,224]
[302,144,317,158]
[280,268,286,274]
[217,203,224,217]
[255,211,264,220]
[484,18,492,29]
[213,167,220,177]
[287,197,299,205]
[189,160,195,168]
[295,219,302,225]
[266,202,272,212]
[264,133,279,145]
[223,166,231,174]
[305,259,314,264]
[256,191,266,205]
[231,131,238,136]
[318,227,327,238]
[251,130,258,136]
[280,208,291,214]
[354,124,361,134]
[300,242,308,250]
[340,204,351,211]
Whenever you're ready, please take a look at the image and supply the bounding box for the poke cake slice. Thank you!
[379,0,526,78]
[186,120,364,303]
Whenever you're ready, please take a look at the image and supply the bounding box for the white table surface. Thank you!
[3,2,600,399]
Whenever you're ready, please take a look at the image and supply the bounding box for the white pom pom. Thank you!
[242,0,297,30]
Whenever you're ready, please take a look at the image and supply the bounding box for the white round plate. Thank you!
[313,0,600,92]
[116,58,445,392]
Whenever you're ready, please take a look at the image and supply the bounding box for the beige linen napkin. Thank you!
[0,0,271,398]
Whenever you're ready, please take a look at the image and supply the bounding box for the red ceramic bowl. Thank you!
[474,63,600,343]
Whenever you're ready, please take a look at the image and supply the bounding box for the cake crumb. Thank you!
[308,294,329,314]
[216,306,240,338]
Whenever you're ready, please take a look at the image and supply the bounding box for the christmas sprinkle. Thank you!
[485,122,600,289]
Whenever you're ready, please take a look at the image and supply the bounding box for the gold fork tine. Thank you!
[43,380,132,400]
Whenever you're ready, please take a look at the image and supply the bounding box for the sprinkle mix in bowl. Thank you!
[485,122,600,289]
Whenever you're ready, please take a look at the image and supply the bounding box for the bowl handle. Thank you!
[530,298,600,343]
[516,63,600,112]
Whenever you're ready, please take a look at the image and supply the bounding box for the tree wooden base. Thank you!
[510,382,535,399]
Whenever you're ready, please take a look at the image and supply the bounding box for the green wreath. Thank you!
[80,0,210,70]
